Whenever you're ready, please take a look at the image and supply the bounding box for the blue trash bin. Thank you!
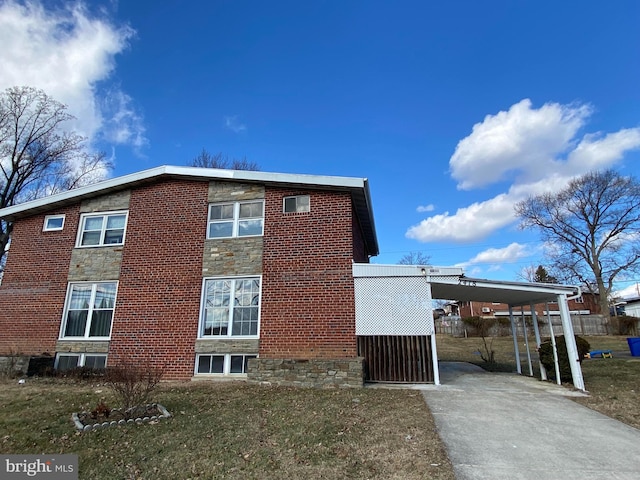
[627,337,640,357]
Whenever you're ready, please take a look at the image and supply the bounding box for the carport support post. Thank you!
[546,304,562,385]
[530,303,548,381]
[425,281,440,385]
[430,334,440,385]
[558,293,586,391]
[521,306,533,376]
[508,306,522,374]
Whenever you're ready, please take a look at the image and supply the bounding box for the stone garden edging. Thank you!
[72,403,171,432]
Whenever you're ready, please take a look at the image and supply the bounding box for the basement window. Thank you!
[195,354,257,375]
[43,214,65,231]
[55,353,107,371]
[283,195,310,213]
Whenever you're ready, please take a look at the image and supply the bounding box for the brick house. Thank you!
[0,166,378,386]
[455,293,601,318]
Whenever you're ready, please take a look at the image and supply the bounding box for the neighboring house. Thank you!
[456,293,601,318]
[622,297,640,318]
[0,166,378,386]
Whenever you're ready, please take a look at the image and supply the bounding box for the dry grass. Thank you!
[573,336,640,429]
[436,333,640,429]
[0,379,455,480]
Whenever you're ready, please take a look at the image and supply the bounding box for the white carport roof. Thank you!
[429,277,580,307]
[356,264,581,306]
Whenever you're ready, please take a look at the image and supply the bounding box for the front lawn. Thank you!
[0,379,455,480]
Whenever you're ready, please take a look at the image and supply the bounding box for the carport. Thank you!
[353,264,585,391]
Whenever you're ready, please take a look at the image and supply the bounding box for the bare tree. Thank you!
[398,251,431,265]
[515,170,640,318]
[188,148,259,171]
[0,86,110,265]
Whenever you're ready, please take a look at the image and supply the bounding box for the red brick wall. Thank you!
[110,179,208,380]
[0,205,80,355]
[260,188,358,359]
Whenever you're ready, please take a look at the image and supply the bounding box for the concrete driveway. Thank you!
[421,362,640,480]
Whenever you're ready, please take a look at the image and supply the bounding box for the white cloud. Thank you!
[456,243,531,270]
[407,193,515,242]
[416,204,435,213]
[407,99,640,244]
[449,99,591,190]
[0,1,145,152]
[100,89,148,155]
[224,115,246,133]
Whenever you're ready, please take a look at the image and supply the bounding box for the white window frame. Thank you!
[207,200,264,239]
[198,276,261,338]
[194,353,257,375]
[283,195,310,213]
[43,214,65,232]
[55,353,107,370]
[60,281,118,340]
[76,210,128,247]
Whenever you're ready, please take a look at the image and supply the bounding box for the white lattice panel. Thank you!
[354,276,434,335]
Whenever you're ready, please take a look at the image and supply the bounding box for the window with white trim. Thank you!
[77,211,128,247]
[575,296,584,304]
[56,353,107,371]
[43,214,65,231]
[196,354,257,375]
[61,282,117,339]
[200,277,260,337]
[207,200,264,238]
[283,195,310,213]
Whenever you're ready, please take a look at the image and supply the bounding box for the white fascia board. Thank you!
[353,263,464,278]
[461,277,579,295]
[161,165,366,188]
[0,165,367,219]
[0,166,168,218]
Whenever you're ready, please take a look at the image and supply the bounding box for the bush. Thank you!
[105,358,164,416]
[461,316,496,337]
[617,315,639,336]
[538,335,590,383]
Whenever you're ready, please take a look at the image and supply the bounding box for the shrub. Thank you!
[617,315,639,336]
[104,358,164,416]
[538,335,590,383]
[461,316,496,337]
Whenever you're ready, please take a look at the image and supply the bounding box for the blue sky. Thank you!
[2,1,640,293]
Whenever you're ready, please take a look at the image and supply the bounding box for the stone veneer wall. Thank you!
[247,357,364,388]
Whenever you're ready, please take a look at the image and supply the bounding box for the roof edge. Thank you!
[0,165,368,220]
